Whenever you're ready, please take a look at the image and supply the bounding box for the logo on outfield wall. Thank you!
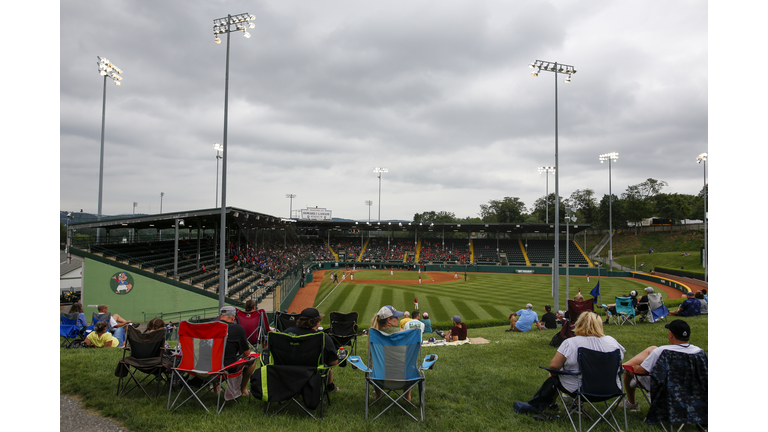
[111,271,134,294]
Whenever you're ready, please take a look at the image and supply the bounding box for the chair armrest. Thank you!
[421,354,438,370]
[622,365,649,376]
[539,366,579,376]
[348,356,370,373]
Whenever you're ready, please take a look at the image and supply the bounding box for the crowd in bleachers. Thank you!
[418,239,470,263]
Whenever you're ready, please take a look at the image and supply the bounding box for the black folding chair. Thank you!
[541,348,627,432]
[115,326,172,401]
[254,331,331,420]
[273,311,301,332]
[327,311,359,355]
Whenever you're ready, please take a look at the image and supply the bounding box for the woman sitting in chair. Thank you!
[519,312,625,411]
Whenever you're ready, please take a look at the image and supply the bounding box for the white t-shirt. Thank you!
[636,344,703,389]
[556,335,626,393]
[403,319,425,334]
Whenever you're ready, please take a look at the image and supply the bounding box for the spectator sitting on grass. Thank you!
[507,303,542,332]
[669,291,701,317]
[541,305,558,330]
[436,315,467,341]
[399,311,412,330]
[695,291,708,315]
[84,321,124,348]
[420,312,433,334]
[403,310,425,334]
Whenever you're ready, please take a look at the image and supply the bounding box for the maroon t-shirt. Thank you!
[451,322,467,340]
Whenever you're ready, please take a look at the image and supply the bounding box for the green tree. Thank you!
[654,193,693,222]
[597,194,626,230]
[530,193,564,223]
[622,184,652,230]
[567,189,598,226]
[413,211,457,224]
[479,197,527,223]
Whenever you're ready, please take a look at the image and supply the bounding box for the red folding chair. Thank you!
[167,321,258,413]
[567,298,595,322]
[236,308,270,352]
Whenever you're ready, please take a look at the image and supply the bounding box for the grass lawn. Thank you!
[313,272,668,330]
[60,272,708,431]
[60,316,708,431]
[614,252,704,274]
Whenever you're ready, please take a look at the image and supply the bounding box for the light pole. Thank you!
[565,206,577,299]
[529,59,576,311]
[214,143,223,207]
[95,56,123,243]
[213,12,255,310]
[599,152,619,271]
[374,167,388,222]
[286,194,296,219]
[160,192,164,214]
[132,202,138,243]
[697,152,708,282]
[537,166,556,224]
[365,200,373,222]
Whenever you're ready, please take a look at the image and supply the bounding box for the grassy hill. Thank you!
[579,229,705,274]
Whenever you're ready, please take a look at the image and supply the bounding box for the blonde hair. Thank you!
[573,312,604,337]
[574,294,584,302]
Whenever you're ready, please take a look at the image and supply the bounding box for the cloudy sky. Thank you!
[58,0,709,222]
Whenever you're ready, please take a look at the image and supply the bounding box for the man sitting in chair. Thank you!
[620,319,704,411]
[218,306,258,396]
[284,307,340,392]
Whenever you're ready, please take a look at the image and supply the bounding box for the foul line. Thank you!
[315,274,347,308]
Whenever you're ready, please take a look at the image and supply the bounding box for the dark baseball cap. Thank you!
[299,307,324,319]
[665,319,691,341]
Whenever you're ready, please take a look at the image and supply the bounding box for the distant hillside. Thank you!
[610,230,704,256]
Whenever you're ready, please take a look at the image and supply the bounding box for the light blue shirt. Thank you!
[514,309,539,332]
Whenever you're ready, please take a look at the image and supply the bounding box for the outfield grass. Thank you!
[60,315,708,431]
[313,272,669,331]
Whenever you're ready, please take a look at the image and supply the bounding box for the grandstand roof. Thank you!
[67,207,591,236]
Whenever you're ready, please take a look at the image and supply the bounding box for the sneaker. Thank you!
[505,329,514,332]
[131,323,141,328]
[435,330,445,338]
[619,400,639,411]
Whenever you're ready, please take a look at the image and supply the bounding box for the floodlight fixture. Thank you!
[528,59,577,311]
[374,167,388,222]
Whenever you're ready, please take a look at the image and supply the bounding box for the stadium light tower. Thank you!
[95,56,123,243]
[374,167,388,222]
[537,166,556,223]
[529,59,576,311]
[160,192,164,214]
[365,200,373,222]
[599,152,619,270]
[697,152,708,282]
[214,143,223,207]
[286,194,296,219]
[212,12,255,310]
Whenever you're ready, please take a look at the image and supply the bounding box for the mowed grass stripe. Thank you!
[312,273,669,329]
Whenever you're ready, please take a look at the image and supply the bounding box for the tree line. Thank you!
[413,178,707,230]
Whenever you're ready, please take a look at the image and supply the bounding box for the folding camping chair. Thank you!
[327,311,359,355]
[646,293,669,324]
[567,299,595,322]
[609,296,637,325]
[645,350,708,431]
[254,331,331,420]
[541,348,627,432]
[273,311,301,332]
[235,308,269,353]
[167,321,258,413]
[60,312,84,348]
[115,326,173,401]
[348,328,438,422]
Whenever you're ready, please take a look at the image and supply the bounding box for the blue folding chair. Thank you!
[348,329,438,421]
[60,313,83,348]
[647,293,670,324]
[611,296,637,325]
